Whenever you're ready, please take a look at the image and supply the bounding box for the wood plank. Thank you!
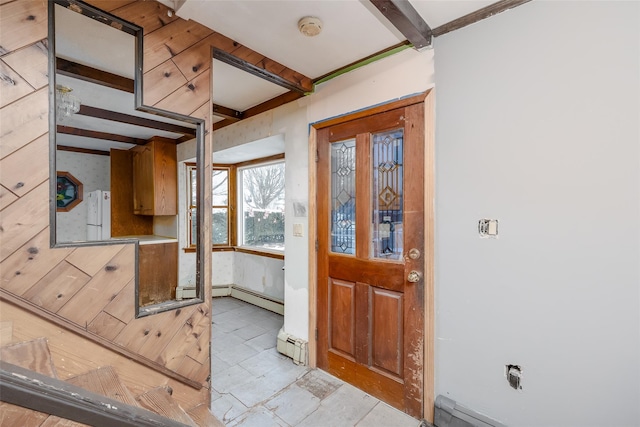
[0,1,47,56]
[65,243,126,278]
[113,309,163,353]
[87,311,126,341]
[143,18,214,73]
[0,181,49,262]
[66,365,139,407]
[0,184,18,210]
[189,101,210,131]
[135,386,198,427]
[78,105,195,136]
[138,305,199,363]
[175,356,204,384]
[142,59,187,106]
[102,279,135,324]
[40,417,91,427]
[0,337,58,377]
[153,69,210,117]
[369,0,432,49]
[0,228,73,296]
[0,320,12,345]
[0,133,48,197]
[57,125,146,145]
[0,301,207,400]
[159,304,208,368]
[22,261,91,313]
[56,57,134,93]
[108,0,177,34]
[82,0,136,13]
[186,403,225,427]
[2,40,48,89]
[57,245,135,326]
[138,242,178,306]
[432,0,532,37]
[0,58,35,107]
[0,86,48,160]
[0,402,49,426]
[171,33,226,82]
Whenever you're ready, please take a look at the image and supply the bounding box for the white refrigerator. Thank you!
[87,190,111,240]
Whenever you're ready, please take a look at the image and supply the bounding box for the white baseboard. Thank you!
[178,284,284,315]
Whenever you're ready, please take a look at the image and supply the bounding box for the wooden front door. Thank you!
[317,100,426,417]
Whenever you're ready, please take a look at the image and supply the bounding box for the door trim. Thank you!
[308,90,435,422]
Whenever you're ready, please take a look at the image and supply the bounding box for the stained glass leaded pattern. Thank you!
[372,128,403,260]
[331,139,356,255]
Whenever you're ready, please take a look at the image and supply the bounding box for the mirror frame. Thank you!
[48,0,206,317]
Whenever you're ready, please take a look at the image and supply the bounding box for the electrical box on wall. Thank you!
[478,219,499,238]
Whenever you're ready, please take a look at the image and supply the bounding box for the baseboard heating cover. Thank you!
[276,328,307,365]
[434,395,506,427]
[176,284,284,315]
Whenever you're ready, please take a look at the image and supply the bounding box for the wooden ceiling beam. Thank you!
[213,48,313,94]
[369,0,432,49]
[76,105,196,137]
[57,125,148,145]
[432,0,532,37]
[213,104,244,121]
[57,145,111,156]
[56,57,134,93]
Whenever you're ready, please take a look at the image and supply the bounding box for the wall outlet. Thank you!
[505,364,522,390]
[478,219,499,238]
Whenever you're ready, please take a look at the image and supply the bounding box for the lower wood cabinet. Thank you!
[138,242,178,307]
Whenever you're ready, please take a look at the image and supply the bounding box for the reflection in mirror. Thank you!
[50,0,205,317]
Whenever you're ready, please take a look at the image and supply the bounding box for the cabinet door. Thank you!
[133,145,155,215]
[152,140,177,216]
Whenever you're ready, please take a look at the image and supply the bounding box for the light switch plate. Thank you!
[293,223,303,237]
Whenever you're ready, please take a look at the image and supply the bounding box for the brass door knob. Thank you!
[407,270,422,283]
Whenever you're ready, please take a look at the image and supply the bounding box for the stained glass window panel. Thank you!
[331,139,356,255]
[371,129,403,260]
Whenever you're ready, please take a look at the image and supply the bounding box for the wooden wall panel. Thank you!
[142,59,188,106]
[2,40,49,89]
[0,133,48,197]
[0,2,214,413]
[0,59,34,107]
[0,0,47,55]
[154,69,210,117]
[0,181,49,262]
[0,87,48,160]
[143,19,214,73]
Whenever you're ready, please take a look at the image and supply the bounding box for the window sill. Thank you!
[183,246,284,260]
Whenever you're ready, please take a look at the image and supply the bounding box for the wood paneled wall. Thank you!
[0,0,213,406]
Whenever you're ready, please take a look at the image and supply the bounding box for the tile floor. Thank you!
[210,297,423,427]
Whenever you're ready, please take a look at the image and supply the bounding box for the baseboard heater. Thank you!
[276,328,307,365]
[434,395,506,427]
[176,284,284,315]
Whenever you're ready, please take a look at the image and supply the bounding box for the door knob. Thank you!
[408,248,421,260]
[407,270,422,283]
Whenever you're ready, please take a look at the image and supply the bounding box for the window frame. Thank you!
[236,156,286,254]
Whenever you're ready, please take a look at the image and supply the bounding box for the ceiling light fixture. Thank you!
[56,85,81,121]
[298,16,322,37]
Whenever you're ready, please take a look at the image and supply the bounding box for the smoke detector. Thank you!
[298,16,322,37]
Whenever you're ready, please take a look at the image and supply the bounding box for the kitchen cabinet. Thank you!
[132,137,177,216]
[138,240,178,307]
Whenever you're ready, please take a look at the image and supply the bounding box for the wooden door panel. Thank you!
[328,278,356,358]
[371,287,403,377]
[318,101,425,418]
[328,255,404,290]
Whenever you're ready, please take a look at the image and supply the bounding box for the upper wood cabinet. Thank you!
[132,137,177,216]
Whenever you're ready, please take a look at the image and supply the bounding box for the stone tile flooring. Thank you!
[210,297,422,427]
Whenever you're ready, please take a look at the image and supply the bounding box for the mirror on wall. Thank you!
[50,0,205,316]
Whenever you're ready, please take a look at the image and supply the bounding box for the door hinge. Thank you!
[315,239,318,251]
[315,149,319,163]
[315,328,318,340]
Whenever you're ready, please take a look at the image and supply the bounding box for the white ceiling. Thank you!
[55,0,503,158]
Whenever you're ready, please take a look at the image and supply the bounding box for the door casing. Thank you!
[307,90,435,422]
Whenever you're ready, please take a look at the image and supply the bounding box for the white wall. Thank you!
[433,2,640,426]
[56,150,109,242]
